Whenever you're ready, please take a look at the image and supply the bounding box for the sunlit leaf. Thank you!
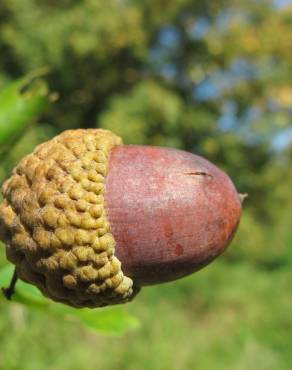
[72,307,140,335]
[0,69,54,145]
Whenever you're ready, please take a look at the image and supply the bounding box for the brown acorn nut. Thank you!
[0,129,242,308]
[107,145,242,286]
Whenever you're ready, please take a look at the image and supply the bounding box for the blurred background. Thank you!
[0,0,291,369]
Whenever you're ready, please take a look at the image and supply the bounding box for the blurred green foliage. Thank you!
[0,0,291,369]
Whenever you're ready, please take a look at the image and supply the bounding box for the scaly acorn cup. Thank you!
[0,129,242,308]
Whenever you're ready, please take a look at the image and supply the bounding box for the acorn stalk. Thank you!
[0,129,242,308]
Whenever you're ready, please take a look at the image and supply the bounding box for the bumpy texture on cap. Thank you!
[0,129,136,308]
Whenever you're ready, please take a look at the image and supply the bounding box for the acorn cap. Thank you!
[0,129,136,308]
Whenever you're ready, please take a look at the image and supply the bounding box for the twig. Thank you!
[2,268,18,300]
[239,193,248,204]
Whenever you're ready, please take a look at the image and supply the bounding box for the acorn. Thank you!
[0,129,242,308]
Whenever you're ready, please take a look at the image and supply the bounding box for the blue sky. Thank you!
[151,3,292,151]
[275,0,292,9]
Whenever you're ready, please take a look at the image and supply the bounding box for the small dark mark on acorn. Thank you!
[183,171,213,177]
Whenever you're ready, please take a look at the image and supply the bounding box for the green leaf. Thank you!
[0,69,54,145]
[0,264,140,335]
[71,307,140,335]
